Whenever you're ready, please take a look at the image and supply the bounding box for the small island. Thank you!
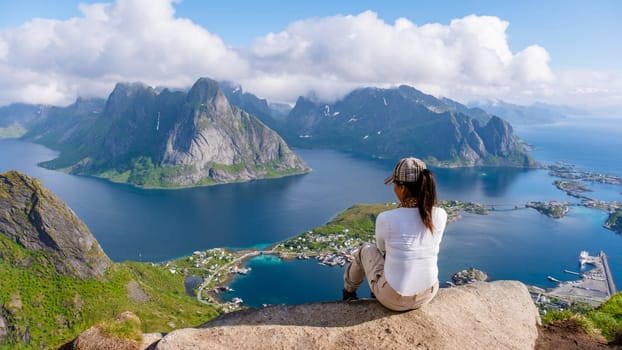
[543,162,622,231]
[526,201,570,219]
[553,180,593,200]
[450,268,489,285]
[548,163,622,185]
[440,200,489,222]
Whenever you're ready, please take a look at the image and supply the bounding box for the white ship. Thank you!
[579,250,589,265]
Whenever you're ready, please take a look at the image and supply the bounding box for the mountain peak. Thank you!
[187,77,223,103]
[24,77,309,188]
[110,82,153,97]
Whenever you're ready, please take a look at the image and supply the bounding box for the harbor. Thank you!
[532,250,617,308]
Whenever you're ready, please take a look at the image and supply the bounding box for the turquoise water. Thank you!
[1,116,621,307]
[224,117,622,306]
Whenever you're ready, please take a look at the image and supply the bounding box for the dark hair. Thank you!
[401,169,437,232]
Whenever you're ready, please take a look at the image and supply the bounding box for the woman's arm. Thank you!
[375,213,387,253]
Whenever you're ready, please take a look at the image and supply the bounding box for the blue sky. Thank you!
[0,0,620,111]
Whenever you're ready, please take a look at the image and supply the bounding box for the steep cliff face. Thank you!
[283,86,535,167]
[0,172,220,348]
[159,78,308,185]
[0,171,111,279]
[26,78,309,188]
[220,81,280,130]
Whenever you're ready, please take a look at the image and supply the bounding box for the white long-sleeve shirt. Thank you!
[375,206,447,296]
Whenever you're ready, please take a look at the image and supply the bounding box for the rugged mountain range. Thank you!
[5,79,537,171]
[22,78,309,187]
[278,86,535,167]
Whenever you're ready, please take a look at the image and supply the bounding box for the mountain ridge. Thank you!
[22,78,310,188]
[4,80,541,171]
[470,100,583,125]
[278,85,535,167]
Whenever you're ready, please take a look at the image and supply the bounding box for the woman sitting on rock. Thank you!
[343,157,447,311]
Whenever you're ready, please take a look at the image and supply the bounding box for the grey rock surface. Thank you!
[159,78,309,185]
[153,280,539,350]
[0,170,111,279]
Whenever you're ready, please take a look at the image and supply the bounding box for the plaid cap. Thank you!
[384,157,427,184]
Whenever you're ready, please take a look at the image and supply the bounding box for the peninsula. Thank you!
[605,209,622,233]
[161,200,490,308]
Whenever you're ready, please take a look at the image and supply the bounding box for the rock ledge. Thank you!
[148,280,538,350]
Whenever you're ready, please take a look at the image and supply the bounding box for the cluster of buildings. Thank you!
[276,229,371,255]
[228,265,251,275]
[274,229,373,269]
[316,248,356,267]
[189,248,235,270]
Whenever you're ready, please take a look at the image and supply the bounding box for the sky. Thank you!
[0,0,620,114]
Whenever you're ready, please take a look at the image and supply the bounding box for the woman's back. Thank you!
[376,206,447,295]
[343,156,446,311]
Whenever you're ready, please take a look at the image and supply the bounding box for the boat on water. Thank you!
[547,276,561,283]
[579,250,589,265]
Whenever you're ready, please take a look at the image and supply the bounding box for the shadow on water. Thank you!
[184,275,203,296]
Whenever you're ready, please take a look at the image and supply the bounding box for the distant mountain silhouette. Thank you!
[471,100,569,125]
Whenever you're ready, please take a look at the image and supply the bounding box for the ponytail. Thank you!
[404,169,437,232]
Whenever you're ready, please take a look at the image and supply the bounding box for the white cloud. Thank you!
[242,12,564,104]
[0,0,247,106]
[0,1,619,111]
[544,69,622,109]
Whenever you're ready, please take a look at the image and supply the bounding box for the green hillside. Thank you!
[0,233,218,349]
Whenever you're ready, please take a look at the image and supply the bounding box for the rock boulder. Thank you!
[152,280,539,350]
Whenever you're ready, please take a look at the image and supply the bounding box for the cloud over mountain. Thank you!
[0,0,619,110]
[244,12,556,103]
[0,0,247,105]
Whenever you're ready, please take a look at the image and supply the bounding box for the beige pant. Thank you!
[343,243,438,311]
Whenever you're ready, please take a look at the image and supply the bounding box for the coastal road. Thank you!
[196,250,272,305]
[600,251,617,297]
